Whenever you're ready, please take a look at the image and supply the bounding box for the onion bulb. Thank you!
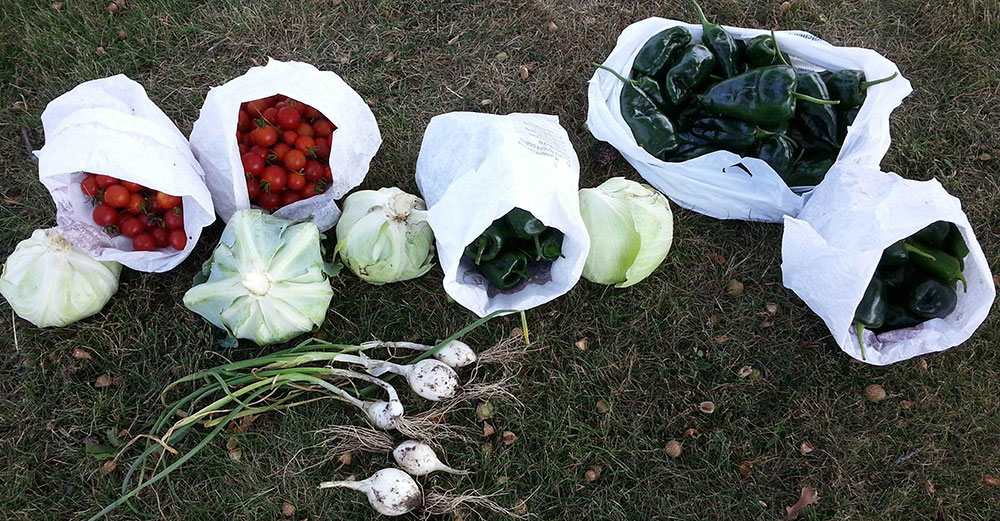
[319,468,422,516]
[393,440,469,476]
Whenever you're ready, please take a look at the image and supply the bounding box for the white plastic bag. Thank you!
[190,58,381,231]
[36,75,216,273]
[587,18,912,222]
[781,164,995,365]
[415,112,590,317]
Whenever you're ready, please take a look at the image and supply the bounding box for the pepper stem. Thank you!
[903,242,936,261]
[957,272,968,293]
[475,241,485,265]
[692,0,710,26]
[770,30,790,67]
[593,63,637,86]
[854,322,867,361]
[859,71,898,90]
[533,235,542,261]
[793,92,840,105]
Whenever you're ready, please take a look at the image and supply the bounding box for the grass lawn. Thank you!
[2,0,999,519]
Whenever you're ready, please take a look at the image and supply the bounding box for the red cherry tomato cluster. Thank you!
[237,95,336,211]
[81,173,187,252]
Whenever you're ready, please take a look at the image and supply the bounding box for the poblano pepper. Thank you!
[692,0,740,78]
[880,239,934,267]
[744,34,788,68]
[876,304,923,332]
[754,133,797,177]
[663,44,716,104]
[824,69,899,108]
[632,26,692,79]
[687,117,773,151]
[906,279,957,320]
[697,65,838,126]
[670,142,717,161]
[536,229,564,262]
[793,69,839,148]
[837,106,859,144]
[505,208,546,239]
[780,156,835,187]
[945,223,970,260]
[913,221,951,249]
[464,222,508,265]
[597,64,680,158]
[909,241,967,292]
[853,276,887,360]
[479,251,531,291]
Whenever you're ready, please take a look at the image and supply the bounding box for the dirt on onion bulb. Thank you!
[393,440,469,476]
[319,468,422,516]
[362,339,478,369]
[336,355,460,401]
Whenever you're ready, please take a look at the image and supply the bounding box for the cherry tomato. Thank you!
[246,177,261,200]
[261,107,278,125]
[104,184,130,208]
[246,98,270,117]
[295,123,314,138]
[150,226,170,247]
[303,160,323,181]
[125,193,146,215]
[238,143,249,155]
[260,166,287,192]
[277,106,302,130]
[168,230,187,250]
[92,204,119,227]
[242,152,265,176]
[250,145,269,158]
[280,190,302,206]
[120,217,145,238]
[287,172,306,191]
[270,142,291,162]
[289,99,306,114]
[314,137,330,159]
[95,174,119,188]
[303,105,322,120]
[133,233,156,251]
[295,136,317,156]
[155,192,182,210]
[237,110,253,132]
[323,165,333,182]
[282,130,299,144]
[284,149,307,171]
[300,182,316,199]
[81,175,100,196]
[120,180,144,193]
[164,207,184,230]
[313,119,334,137]
[135,214,150,229]
[252,126,278,147]
[257,190,281,210]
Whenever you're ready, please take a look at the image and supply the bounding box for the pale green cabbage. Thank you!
[183,210,335,345]
[1,228,121,327]
[335,187,435,285]
[579,177,673,287]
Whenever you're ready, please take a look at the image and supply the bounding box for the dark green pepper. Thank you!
[879,239,935,267]
[632,26,692,80]
[853,276,887,360]
[824,69,899,108]
[692,0,740,78]
[536,229,564,262]
[479,251,531,291]
[463,222,508,265]
[744,34,788,68]
[875,304,923,332]
[629,74,672,113]
[663,44,716,104]
[906,279,958,320]
[687,117,772,151]
[793,69,839,149]
[780,157,834,187]
[913,221,951,249]
[945,223,969,260]
[697,65,838,126]
[909,241,967,292]
[878,264,909,293]
[505,208,546,239]
[597,64,680,158]
[669,142,716,161]
[754,133,797,177]
[837,106,859,144]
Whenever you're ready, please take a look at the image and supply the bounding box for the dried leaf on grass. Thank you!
[223,414,258,434]
[94,374,122,388]
[785,487,819,520]
[72,348,92,360]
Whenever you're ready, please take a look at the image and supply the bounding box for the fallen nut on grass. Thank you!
[738,365,753,379]
[726,279,744,296]
[698,401,716,414]
[664,440,682,458]
[583,465,602,482]
[683,428,699,437]
[281,503,296,517]
[864,384,886,402]
[799,441,815,455]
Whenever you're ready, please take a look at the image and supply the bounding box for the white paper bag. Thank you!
[415,112,590,317]
[781,164,995,365]
[36,75,216,273]
[587,18,912,222]
[190,59,381,231]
